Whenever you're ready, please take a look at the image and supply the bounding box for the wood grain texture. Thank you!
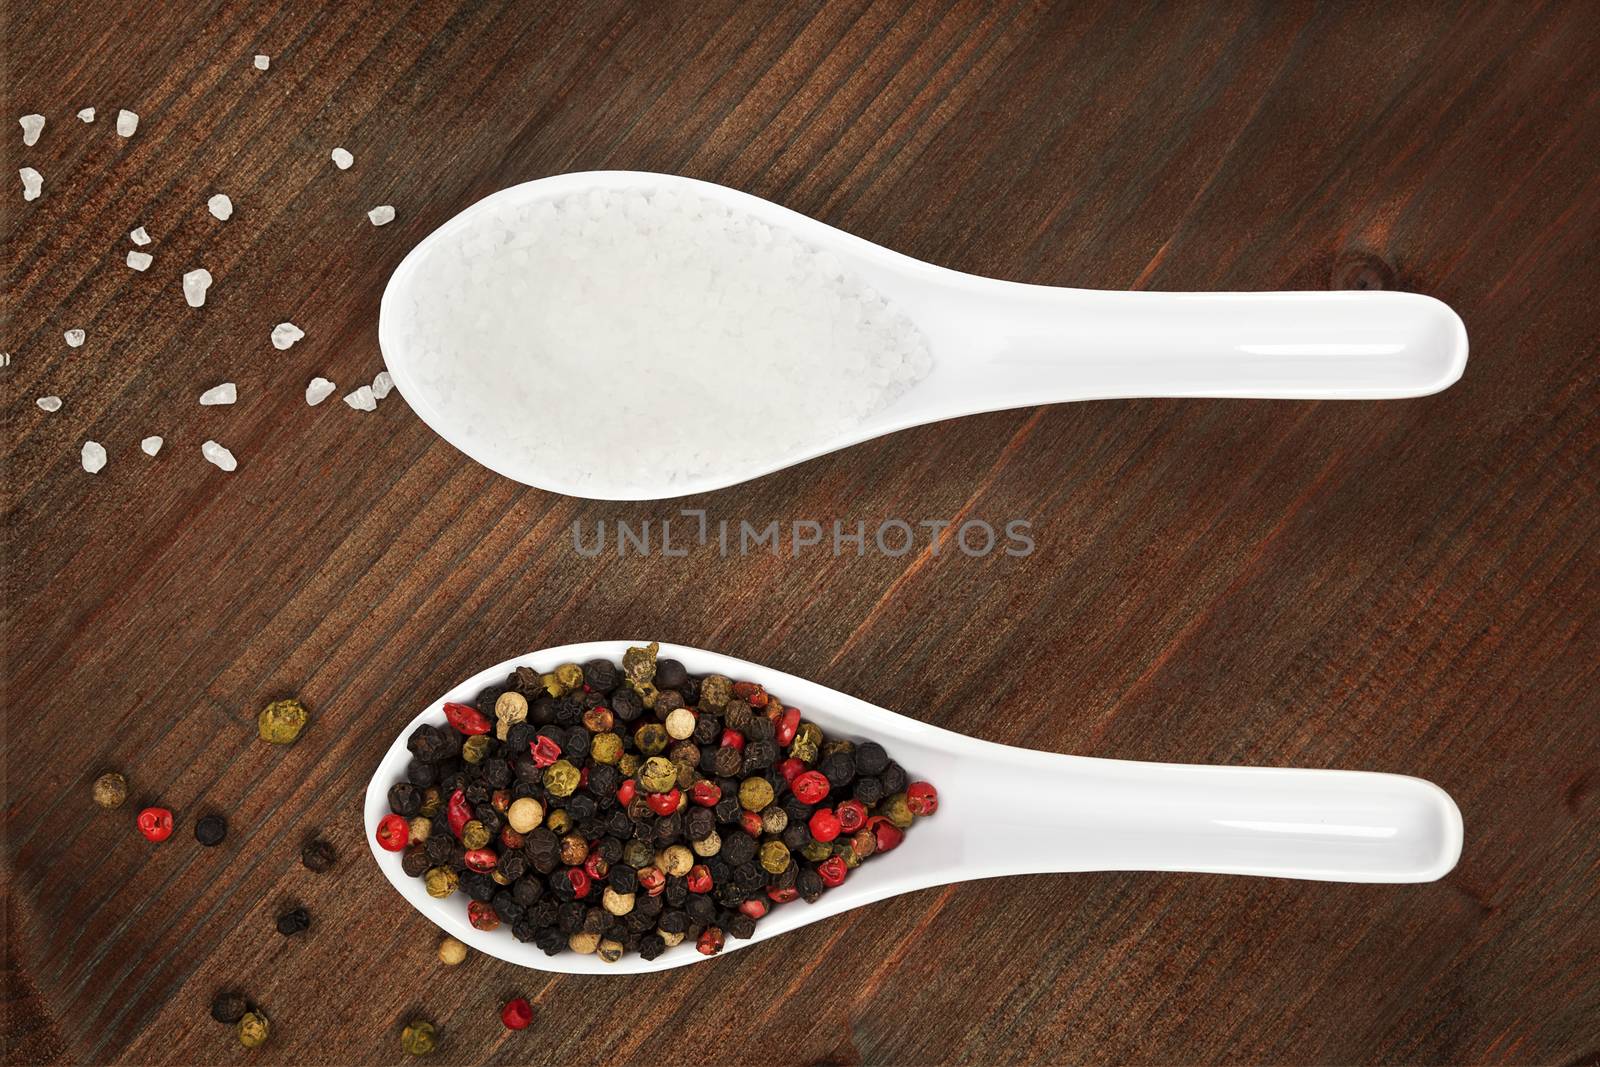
[4,1,1597,1063]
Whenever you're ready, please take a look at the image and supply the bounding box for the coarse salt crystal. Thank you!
[254,54,270,70]
[371,370,394,399]
[199,382,237,405]
[343,385,377,411]
[271,322,304,350]
[141,436,163,456]
[82,441,107,473]
[208,193,233,220]
[37,395,62,412]
[330,147,354,170]
[20,114,44,146]
[127,250,153,271]
[368,204,395,226]
[130,226,151,245]
[183,269,213,307]
[64,328,85,348]
[305,377,336,405]
[116,109,138,137]
[202,440,237,471]
[78,107,95,123]
[20,166,42,201]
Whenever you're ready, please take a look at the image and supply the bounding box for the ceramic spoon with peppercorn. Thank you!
[364,641,1462,975]
[379,171,1468,500]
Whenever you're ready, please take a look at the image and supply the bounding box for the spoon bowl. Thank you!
[380,172,1468,500]
[364,641,1463,974]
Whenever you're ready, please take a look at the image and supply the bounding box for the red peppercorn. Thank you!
[907,781,938,816]
[738,898,769,920]
[136,807,174,843]
[739,810,762,837]
[719,729,745,751]
[467,900,500,931]
[775,706,801,745]
[566,867,591,898]
[777,758,805,784]
[375,813,409,851]
[690,780,721,807]
[500,997,533,1031]
[616,778,637,806]
[696,927,725,956]
[686,864,713,893]
[464,848,497,872]
[584,852,609,881]
[443,701,492,735]
[732,681,768,707]
[579,765,590,789]
[501,827,525,849]
[817,855,848,888]
[792,770,830,804]
[530,736,562,767]
[637,866,665,896]
[767,886,799,904]
[808,808,841,843]
[447,789,471,838]
[870,817,904,853]
[835,799,868,833]
[647,788,681,816]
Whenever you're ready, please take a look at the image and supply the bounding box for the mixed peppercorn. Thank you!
[382,643,936,961]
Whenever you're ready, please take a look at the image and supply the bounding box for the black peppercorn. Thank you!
[275,907,311,936]
[819,750,856,788]
[881,762,908,794]
[664,877,688,907]
[388,783,422,817]
[853,776,884,806]
[210,990,250,1025]
[686,893,717,924]
[721,832,758,867]
[584,659,620,692]
[406,758,439,787]
[854,741,888,776]
[402,845,430,878]
[797,867,824,903]
[638,933,667,960]
[727,913,757,939]
[194,814,227,847]
[743,739,778,771]
[301,839,336,873]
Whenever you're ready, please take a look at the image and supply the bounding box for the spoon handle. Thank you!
[925,285,1467,409]
[968,752,1462,883]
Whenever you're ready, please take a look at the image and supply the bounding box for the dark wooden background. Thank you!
[4,1,1597,1063]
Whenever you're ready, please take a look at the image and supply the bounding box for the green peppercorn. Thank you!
[759,839,791,874]
[738,777,774,812]
[821,738,855,758]
[400,1019,437,1056]
[632,680,659,709]
[92,772,128,809]
[462,735,490,764]
[761,807,788,834]
[543,759,580,797]
[418,787,442,818]
[438,937,468,965]
[540,672,566,697]
[424,866,458,898]
[258,699,309,744]
[238,1011,269,1048]
[836,841,862,868]
[618,753,641,777]
[882,792,914,829]
[546,808,572,834]
[569,931,600,954]
[597,938,624,963]
[849,828,876,860]
[698,674,732,710]
[802,841,832,863]
[622,642,658,685]
[590,733,623,765]
[789,722,822,763]
[623,839,654,868]
[635,725,669,757]
[460,820,490,850]
[639,755,676,792]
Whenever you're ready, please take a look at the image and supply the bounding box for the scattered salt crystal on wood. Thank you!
[142,436,163,456]
[208,193,233,220]
[20,114,44,146]
[130,226,151,245]
[127,250,153,271]
[199,382,237,405]
[331,147,353,170]
[343,385,377,411]
[78,107,95,123]
[36,395,62,412]
[254,54,270,70]
[368,205,395,226]
[371,370,394,399]
[305,377,336,405]
[116,109,138,137]
[271,322,304,350]
[82,441,107,473]
[64,329,85,348]
[20,166,42,201]
[183,269,212,307]
[202,440,237,471]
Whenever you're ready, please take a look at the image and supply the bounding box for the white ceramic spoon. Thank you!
[379,171,1467,500]
[364,641,1463,975]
